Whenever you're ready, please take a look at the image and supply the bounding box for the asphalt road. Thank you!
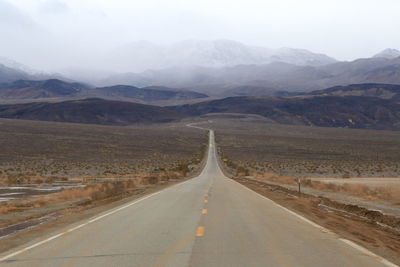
[0,130,394,266]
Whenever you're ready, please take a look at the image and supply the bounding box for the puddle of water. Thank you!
[0,214,61,239]
[0,184,85,202]
[0,192,23,196]
[0,198,15,202]
[0,187,32,190]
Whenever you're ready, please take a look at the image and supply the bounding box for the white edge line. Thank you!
[230,177,398,267]
[0,177,195,262]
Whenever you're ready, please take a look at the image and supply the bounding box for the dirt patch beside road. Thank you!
[234,176,400,265]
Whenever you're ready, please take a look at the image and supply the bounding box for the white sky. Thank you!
[1,0,400,71]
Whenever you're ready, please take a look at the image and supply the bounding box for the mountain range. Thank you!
[1,41,400,97]
[170,95,400,130]
[0,83,399,130]
[100,55,400,95]
[0,40,399,130]
[104,40,337,73]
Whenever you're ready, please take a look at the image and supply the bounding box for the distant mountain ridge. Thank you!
[309,83,400,100]
[90,85,208,102]
[100,56,400,94]
[105,39,337,73]
[0,64,31,84]
[0,79,209,103]
[373,49,400,59]
[0,98,182,125]
[2,45,400,98]
[0,90,399,130]
[0,79,89,99]
[170,95,400,130]
[0,57,39,75]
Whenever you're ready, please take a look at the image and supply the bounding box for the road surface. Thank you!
[0,130,394,266]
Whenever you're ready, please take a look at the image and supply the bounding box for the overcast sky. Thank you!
[1,0,400,71]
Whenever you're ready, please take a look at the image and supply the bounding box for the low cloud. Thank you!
[38,0,70,15]
[0,0,35,27]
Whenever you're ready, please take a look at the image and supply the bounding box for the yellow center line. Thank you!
[202,209,208,214]
[196,226,205,237]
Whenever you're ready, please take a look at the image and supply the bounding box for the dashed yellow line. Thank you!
[196,226,205,237]
[202,209,208,214]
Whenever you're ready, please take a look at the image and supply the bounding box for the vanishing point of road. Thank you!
[0,129,395,267]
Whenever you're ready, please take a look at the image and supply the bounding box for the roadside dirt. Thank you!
[234,177,400,265]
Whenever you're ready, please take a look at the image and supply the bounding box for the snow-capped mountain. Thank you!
[104,39,337,73]
[0,56,39,75]
[373,48,400,59]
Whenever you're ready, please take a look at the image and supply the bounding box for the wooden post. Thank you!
[297,177,301,196]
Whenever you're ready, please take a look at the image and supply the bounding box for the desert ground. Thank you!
[0,118,207,185]
[204,116,400,178]
[0,118,208,238]
[204,116,400,209]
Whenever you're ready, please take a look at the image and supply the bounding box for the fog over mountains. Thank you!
[104,39,337,73]
[1,40,400,130]
[1,40,400,97]
[99,51,400,94]
[373,48,400,59]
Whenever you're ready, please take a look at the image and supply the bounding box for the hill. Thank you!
[90,85,208,102]
[0,98,182,125]
[1,87,399,130]
[221,85,294,97]
[0,79,209,104]
[309,83,400,100]
[170,96,400,130]
[0,79,89,99]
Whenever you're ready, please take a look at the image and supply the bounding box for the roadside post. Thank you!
[297,177,301,196]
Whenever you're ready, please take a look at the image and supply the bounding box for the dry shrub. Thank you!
[304,180,400,203]
[0,205,15,213]
[375,186,400,203]
[341,184,370,196]
[142,176,159,185]
[255,172,400,203]
[0,170,190,215]
[253,173,297,185]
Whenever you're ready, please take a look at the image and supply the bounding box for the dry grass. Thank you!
[303,179,400,203]
[252,173,298,185]
[0,171,187,215]
[0,119,207,185]
[209,118,400,177]
[0,119,208,219]
[251,172,400,203]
